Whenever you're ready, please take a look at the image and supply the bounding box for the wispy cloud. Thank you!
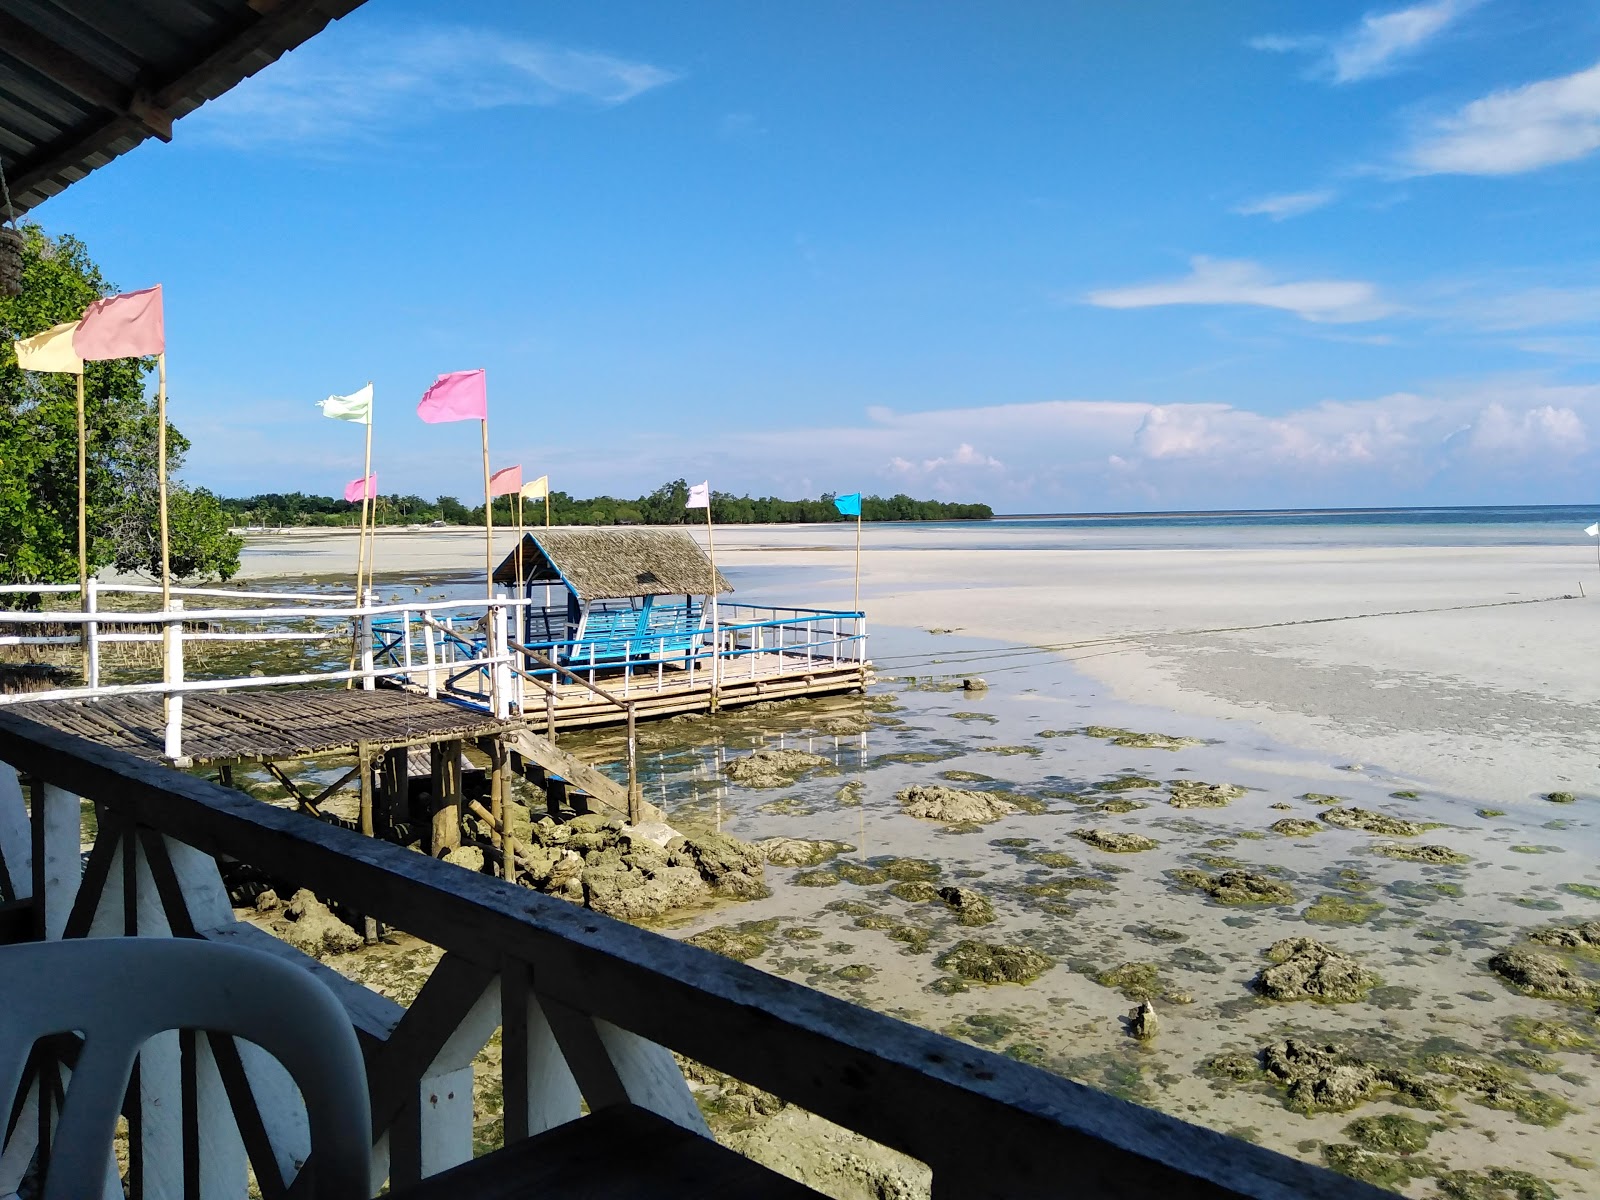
[1233,190,1337,220]
[1087,257,1396,324]
[1400,60,1600,175]
[187,25,680,148]
[1253,0,1475,84]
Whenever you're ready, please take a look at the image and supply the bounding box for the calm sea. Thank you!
[877,504,1600,551]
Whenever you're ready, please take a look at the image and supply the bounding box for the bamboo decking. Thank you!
[13,688,516,766]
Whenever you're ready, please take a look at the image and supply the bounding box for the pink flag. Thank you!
[73,285,164,360]
[417,368,487,423]
[489,465,522,497]
[344,473,377,503]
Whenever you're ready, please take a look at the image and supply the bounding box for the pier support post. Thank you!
[489,737,512,881]
[162,598,185,764]
[429,739,463,855]
[626,704,642,825]
[377,746,409,841]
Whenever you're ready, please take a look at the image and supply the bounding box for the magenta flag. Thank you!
[344,473,377,502]
[489,465,522,497]
[417,368,487,423]
[74,285,164,360]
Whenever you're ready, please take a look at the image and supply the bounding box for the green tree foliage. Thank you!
[0,225,241,585]
[220,478,993,528]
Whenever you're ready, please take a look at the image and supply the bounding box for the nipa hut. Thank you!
[492,528,732,664]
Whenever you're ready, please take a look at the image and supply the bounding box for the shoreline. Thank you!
[232,525,1600,806]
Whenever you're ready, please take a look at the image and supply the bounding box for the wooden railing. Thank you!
[0,712,1384,1199]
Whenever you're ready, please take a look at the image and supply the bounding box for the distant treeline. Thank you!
[220,479,992,528]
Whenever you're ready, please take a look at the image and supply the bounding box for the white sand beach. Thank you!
[238,523,1600,805]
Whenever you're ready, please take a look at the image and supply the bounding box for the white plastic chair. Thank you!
[0,937,372,1200]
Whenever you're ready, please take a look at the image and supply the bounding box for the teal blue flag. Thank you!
[834,492,862,517]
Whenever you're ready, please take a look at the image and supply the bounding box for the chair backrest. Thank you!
[0,937,372,1200]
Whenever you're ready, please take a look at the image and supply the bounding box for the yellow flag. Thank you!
[13,321,83,374]
[521,475,549,500]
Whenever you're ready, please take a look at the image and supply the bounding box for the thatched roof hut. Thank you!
[492,528,732,603]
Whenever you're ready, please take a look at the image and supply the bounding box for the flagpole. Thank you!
[481,418,494,599]
[157,353,170,610]
[515,492,525,591]
[359,401,373,596]
[75,369,88,673]
[705,499,719,707]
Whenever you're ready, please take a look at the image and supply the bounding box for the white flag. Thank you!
[318,382,373,424]
[1586,523,1599,537]
[686,480,710,509]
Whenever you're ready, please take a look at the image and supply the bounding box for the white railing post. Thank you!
[84,576,100,691]
[423,609,439,698]
[360,588,376,691]
[163,599,184,763]
[401,608,414,677]
[491,596,511,720]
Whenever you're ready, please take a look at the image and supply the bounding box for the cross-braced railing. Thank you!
[0,713,1384,1199]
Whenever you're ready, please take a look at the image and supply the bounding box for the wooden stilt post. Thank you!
[430,739,463,855]
[626,703,642,825]
[357,741,374,838]
[491,737,513,881]
[377,745,409,841]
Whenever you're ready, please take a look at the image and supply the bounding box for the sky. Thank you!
[28,0,1600,513]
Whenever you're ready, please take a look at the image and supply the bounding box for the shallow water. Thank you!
[564,625,1600,1197]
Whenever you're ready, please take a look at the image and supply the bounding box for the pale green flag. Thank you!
[318,382,373,424]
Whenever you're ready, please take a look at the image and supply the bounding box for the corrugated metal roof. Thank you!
[1,0,367,215]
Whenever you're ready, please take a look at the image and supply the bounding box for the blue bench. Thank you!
[564,603,701,666]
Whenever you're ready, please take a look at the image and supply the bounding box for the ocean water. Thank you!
[871,503,1600,552]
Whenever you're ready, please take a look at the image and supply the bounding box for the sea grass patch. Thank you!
[1303,894,1385,925]
[1071,828,1157,853]
[1095,774,1161,793]
[1075,726,1203,751]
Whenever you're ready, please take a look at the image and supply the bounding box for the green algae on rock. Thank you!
[937,885,996,926]
[938,769,997,783]
[936,939,1052,985]
[1077,726,1203,751]
[1254,937,1379,1003]
[1527,920,1600,953]
[1320,1143,1432,1191]
[1558,883,1600,900]
[1343,1112,1433,1154]
[1543,791,1578,804]
[756,837,854,867]
[1091,961,1192,1004]
[723,747,834,788]
[1303,894,1385,925]
[836,780,864,807]
[1168,780,1247,808]
[1300,793,1346,805]
[1487,948,1600,1004]
[1072,827,1158,853]
[685,918,781,962]
[1094,774,1161,793]
[898,784,1018,825]
[793,869,841,887]
[1169,868,1297,906]
[1372,842,1469,864]
[1268,818,1323,837]
[1319,807,1427,836]
[888,880,941,903]
[1434,1167,1557,1200]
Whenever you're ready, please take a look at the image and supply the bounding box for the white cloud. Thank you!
[1464,402,1586,457]
[1402,60,1600,175]
[188,25,679,148]
[1233,190,1336,220]
[1253,1,1474,84]
[1087,257,1396,324]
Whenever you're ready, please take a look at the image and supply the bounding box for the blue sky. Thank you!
[31,0,1600,512]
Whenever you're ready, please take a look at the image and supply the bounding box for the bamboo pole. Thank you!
[544,487,550,528]
[75,370,87,675]
[481,418,494,599]
[347,402,374,690]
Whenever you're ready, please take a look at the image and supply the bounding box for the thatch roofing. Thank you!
[493,528,732,602]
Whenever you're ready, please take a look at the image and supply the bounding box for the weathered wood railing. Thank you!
[0,713,1383,1199]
